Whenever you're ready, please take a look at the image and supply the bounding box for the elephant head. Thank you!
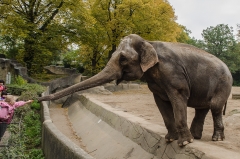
[38,34,158,101]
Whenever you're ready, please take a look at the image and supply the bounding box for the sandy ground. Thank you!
[50,84,240,154]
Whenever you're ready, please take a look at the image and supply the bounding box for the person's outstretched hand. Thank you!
[27,100,34,103]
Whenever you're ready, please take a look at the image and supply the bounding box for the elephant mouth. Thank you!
[116,71,142,85]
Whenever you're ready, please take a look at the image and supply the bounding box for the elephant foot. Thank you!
[190,126,203,139]
[165,131,178,142]
[212,130,225,141]
[177,128,194,146]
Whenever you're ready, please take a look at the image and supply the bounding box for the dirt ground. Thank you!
[50,84,240,154]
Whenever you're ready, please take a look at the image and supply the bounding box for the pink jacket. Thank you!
[0,85,4,91]
[0,101,27,123]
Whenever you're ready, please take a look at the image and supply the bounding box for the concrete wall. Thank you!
[43,74,82,93]
[65,94,240,159]
[41,90,94,159]
[44,65,78,75]
[75,95,209,159]
[0,58,36,83]
[0,58,79,84]
[39,81,144,159]
[40,89,240,159]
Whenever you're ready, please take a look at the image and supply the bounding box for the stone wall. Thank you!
[44,65,78,75]
[0,58,10,82]
[0,58,36,83]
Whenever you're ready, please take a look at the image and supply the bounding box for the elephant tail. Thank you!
[223,102,227,115]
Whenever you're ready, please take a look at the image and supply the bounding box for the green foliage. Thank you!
[31,73,67,82]
[74,0,185,75]
[0,35,20,57]
[0,0,87,74]
[176,25,191,43]
[12,75,27,85]
[0,0,187,77]
[30,100,41,110]
[232,71,240,86]
[201,24,240,73]
[7,83,46,97]
[62,50,85,73]
[187,24,240,85]
[188,24,240,73]
[237,24,240,42]
[23,111,42,148]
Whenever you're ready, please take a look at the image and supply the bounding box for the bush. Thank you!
[31,73,67,82]
[7,83,46,97]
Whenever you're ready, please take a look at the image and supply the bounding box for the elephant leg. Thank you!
[190,108,209,139]
[211,109,225,141]
[153,94,178,142]
[167,90,193,146]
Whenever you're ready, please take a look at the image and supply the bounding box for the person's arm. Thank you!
[0,101,8,107]
[14,100,34,108]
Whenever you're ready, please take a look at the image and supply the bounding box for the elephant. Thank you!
[38,34,233,146]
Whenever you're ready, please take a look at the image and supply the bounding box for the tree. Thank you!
[90,0,184,59]
[185,37,205,50]
[0,0,87,75]
[237,24,240,42]
[0,35,19,58]
[176,25,191,43]
[0,0,187,76]
[74,0,186,75]
[201,24,240,73]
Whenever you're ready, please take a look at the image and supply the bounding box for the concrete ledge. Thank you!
[76,95,206,159]
[42,120,93,159]
[68,97,156,159]
[40,88,240,159]
[232,93,240,99]
[44,65,78,75]
[41,91,94,159]
[70,94,240,159]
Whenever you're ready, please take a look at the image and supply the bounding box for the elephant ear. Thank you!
[140,41,158,72]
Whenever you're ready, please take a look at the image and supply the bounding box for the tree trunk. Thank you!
[24,34,35,75]
[108,44,116,60]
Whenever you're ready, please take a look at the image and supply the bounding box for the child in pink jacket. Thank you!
[0,95,33,140]
[0,80,7,97]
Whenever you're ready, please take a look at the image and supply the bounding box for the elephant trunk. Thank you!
[37,64,121,101]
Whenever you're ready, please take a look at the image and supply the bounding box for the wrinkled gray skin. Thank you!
[38,34,233,146]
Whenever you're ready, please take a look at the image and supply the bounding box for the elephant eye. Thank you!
[119,55,128,65]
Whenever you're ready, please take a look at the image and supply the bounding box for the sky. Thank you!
[168,0,240,40]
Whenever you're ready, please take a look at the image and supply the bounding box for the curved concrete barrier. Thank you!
[68,94,205,159]
[67,93,240,159]
[40,88,240,159]
[41,91,94,159]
